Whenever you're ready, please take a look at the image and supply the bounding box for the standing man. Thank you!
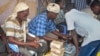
[81,0,100,19]
[65,5,100,56]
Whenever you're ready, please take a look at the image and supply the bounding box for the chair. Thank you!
[0,26,23,56]
[0,26,11,56]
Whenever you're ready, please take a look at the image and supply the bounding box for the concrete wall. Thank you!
[0,0,38,25]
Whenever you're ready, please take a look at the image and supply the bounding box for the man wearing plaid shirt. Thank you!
[28,3,67,41]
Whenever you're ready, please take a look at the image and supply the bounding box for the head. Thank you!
[64,3,75,13]
[17,9,29,21]
[12,2,29,21]
[47,3,60,20]
[55,0,63,9]
[87,0,100,15]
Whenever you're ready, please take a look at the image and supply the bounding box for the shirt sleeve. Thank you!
[65,13,75,30]
[48,20,56,32]
[5,21,15,36]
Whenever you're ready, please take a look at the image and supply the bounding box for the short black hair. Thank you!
[90,0,100,7]
[86,0,91,5]
[87,0,100,7]
[64,3,75,12]
[55,0,62,4]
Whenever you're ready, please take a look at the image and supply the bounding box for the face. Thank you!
[48,12,58,20]
[59,2,64,9]
[91,6,100,15]
[17,9,29,21]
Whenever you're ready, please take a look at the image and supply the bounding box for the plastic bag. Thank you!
[64,42,76,56]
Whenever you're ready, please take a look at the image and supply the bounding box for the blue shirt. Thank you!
[28,12,56,37]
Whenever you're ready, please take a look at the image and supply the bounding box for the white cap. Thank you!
[8,2,29,20]
[47,3,60,13]
[13,2,29,15]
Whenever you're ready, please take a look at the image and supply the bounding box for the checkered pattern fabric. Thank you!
[28,12,56,37]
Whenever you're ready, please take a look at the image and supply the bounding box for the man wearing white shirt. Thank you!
[65,7,100,56]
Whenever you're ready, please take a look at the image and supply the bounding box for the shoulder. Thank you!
[5,19,15,26]
[65,9,78,15]
[29,12,47,24]
[4,17,19,28]
[36,12,47,22]
[81,7,90,12]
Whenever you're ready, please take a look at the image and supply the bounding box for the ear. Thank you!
[95,6,100,9]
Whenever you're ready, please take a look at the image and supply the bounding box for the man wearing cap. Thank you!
[3,2,45,56]
[28,3,67,42]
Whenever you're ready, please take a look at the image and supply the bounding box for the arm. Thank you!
[27,32,54,41]
[8,36,39,48]
[26,34,38,41]
[69,30,79,56]
[48,20,67,40]
[4,21,39,48]
[52,30,67,40]
[28,16,55,41]
[42,35,57,41]
[65,12,79,56]
[8,36,29,46]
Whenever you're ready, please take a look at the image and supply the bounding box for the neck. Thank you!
[16,17,22,25]
[47,12,51,19]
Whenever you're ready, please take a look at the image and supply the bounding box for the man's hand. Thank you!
[34,38,40,41]
[75,49,79,56]
[28,41,40,48]
[62,35,67,40]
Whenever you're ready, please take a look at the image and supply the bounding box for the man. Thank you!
[28,3,67,42]
[54,0,65,25]
[81,0,100,19]
[3,2,46,56]
[65,5,100,56]
[54,0,69,35]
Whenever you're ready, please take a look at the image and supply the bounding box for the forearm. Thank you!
[8,37,30,47]
[52,30,63,38]
[70,30,79,52]
[26,34,36,41]
[42,35,54,41]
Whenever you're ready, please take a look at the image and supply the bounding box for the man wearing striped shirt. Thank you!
[3,2,42,56]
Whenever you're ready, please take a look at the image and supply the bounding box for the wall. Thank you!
[0,0,38,25]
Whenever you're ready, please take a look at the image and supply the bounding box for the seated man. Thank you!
[3,2,47,56]
[54,0,76,35]
[54,0,68,35]
[28,3,67,43]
